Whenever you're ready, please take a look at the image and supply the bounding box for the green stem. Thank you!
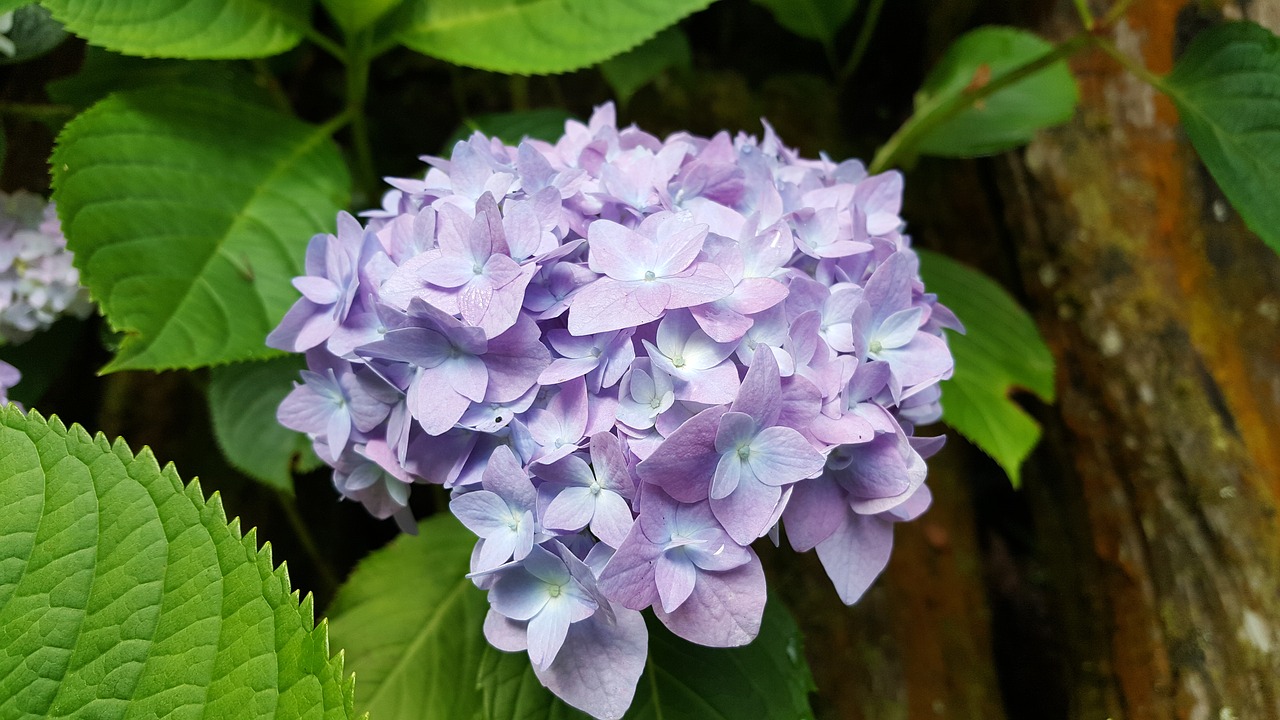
[1092,35,1169,92]
[301,24,346,62]
[868,32,1093,175]
[345,31,379,204]
[1072,0,1096,30]
[838,0,886,84]
[0,102,76,122]
[275,490,341,596]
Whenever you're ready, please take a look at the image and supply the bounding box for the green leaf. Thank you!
[600,27,692,105]
[381,0,715,74]
[0,1,32,15]
[0,4,68,65]
[445,108,576,150]
[0,407,356,717]
[209,356,311,493]
[327,513,489,720]
[749,0,856,46]
[40,0,310,59]
[917,250,1055,486]
[321,0,401,35]
[913,26,1078,157]
[47,47,271,111]
[51,87,350,372]
[477,598,816,720]
[1164,21,1280,255]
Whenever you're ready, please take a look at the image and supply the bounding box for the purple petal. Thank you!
[484,609,528,652]
[483,314,552,402]
[440,355,489,402]
[590,491,634,547]
[587,220,648,281]
[661,262,735,310]
[543,486,597,533]
[781,474,845,552]
[814,507,895,605]
[567,278,667,335]
[528,599,574,670]
[596,523,662,610]
[635,405,727,503]
[532,605,648,720]
[292,276,341,304]
[710,452,742,501]
[655,551,698,613]
[408,370,470,435]
[731,344,781,426]
[452,489,515,537]
[538,356,599,385]
[590,431,635,496]
[711,473,783,545]
[746,426,826,485]
[653,552,765,647]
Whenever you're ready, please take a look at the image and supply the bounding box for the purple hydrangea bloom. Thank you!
[271,103,957,719]
[0,192,92,344]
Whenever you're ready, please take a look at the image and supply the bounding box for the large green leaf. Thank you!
[208,356,311,493]
[749,0,856,47]
[51,87,350,372]
[918,250,1055,485]
[40,0,310,59]
[380,0,715,74]
[327,513,489,720]
[912,26,1078,158]
[1164,21,1280,255]
[600,27,692,105]
[0,407,356,717]
[477,599,816,720]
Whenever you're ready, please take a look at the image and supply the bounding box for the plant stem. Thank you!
[345,31,379,205]
[1092,35,1169,92]
[301,25,346,62]
[868,32,1093,175]
[838,0,886,84]
[276,490,341,597]
[0,102,75,123]
[1072,0,1096,30]
[1100,0,1138,29]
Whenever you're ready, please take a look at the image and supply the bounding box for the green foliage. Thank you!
[380,0,715,74]
[0,318,85,406]
[0,4,67,65]
[327,513,489,720]
[918,250,1055,486]
[322,0,402,35]
[913,26,1078,157]
[1165,21,1280,255]
[51,87,350,372]
[749,0,856,48]
[46,47,271,111]
[40,0,310,59]
[600,27,692,105]
[477,599,816,720]
[447,108,577,149]
[0,0,31,14]
[0,407,356,718]
[329,512,815,720]
[209,356,311,493]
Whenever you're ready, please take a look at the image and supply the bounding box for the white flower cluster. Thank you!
[0,191,92,344]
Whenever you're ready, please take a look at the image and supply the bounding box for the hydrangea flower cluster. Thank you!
[271,105,958,720]
[0,191,93,344]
